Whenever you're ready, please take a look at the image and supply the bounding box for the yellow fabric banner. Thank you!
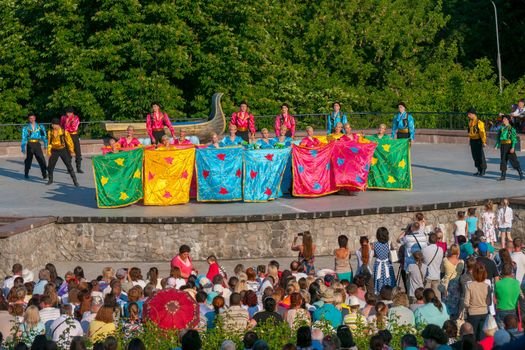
[143,148,195,205]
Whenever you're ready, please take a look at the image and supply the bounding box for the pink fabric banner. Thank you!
[332,139,377,191]
[292,143,338,197]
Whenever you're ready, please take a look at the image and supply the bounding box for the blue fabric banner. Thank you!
[243,148,291,202]
[195,147,243,202]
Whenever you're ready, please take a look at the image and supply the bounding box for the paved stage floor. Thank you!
[1,144,525,218]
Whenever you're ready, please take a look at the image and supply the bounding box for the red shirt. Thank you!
[146,112,175,140]
[275,114,296,137]
[300,137,321,148]
[118,137,141,148]
[437,242,447,253]
[479,335,494,350]
[206,262,220,281]
[60,115,80,134]
[171,255,193,281]
[230,111,255,134]
[341,134,357,142]
[173,138,192,145]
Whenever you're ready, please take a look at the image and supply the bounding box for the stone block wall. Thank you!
[2,205,525,278]
[0,223,58,277]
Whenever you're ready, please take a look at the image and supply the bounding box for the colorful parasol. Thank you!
[143,289,199,330]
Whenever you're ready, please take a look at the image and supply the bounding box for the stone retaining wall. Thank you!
[3,204,525,277]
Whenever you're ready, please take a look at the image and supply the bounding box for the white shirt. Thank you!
[2,275,20,297]
[49,315,83,348]
[39,307,61,325]
[401,232,428,269]
[292,272,308,281]
[497,206,513,229]
[422,244,444,280]
[454,220,467,237]
[131,280,147,288]
[510,106,525,117]
[512,251,525,285]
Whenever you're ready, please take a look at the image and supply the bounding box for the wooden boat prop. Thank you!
[103,92,226,143]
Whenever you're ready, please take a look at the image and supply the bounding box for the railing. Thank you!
[0,112,500,141]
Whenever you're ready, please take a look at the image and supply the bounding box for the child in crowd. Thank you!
[481,200,497,245]
[453,211,467,243]
[406,251,427,302]
[465,208,478,240]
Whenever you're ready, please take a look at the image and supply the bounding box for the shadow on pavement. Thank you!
[44,184,98,209]
[412,163,506,179]
[5,159,69,175]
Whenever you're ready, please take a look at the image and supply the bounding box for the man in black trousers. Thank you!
[467,109,487,176]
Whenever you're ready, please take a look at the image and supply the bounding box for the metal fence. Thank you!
[0,112,499,142]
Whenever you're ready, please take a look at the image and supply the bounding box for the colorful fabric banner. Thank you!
[292,143,338,197]
[280,154,293,195]
[243,148,291,202]
[143,147,195,205]
[365,138,412,190]
[195,147,243,202]
[92,148,144,208]
[332,139,377,191]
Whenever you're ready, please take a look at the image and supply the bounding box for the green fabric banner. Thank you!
[365,137,412,190]
[92,148,144,208]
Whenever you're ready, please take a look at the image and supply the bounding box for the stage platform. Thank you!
[1,143,525,224]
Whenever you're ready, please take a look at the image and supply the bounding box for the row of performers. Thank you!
[102,122,392,154]
[21,116,391,187]
[146,101,416,144]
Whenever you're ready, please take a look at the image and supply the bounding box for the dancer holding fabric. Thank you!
[300,126,321,148]
[118,126,141,148]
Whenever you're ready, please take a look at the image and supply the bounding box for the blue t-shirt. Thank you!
[312,303,342,328]
[465,217,478,235]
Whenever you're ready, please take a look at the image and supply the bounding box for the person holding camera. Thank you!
[21,112,48,179]
[292,231,316,275]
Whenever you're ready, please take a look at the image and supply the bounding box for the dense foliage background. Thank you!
[0,0,524,123]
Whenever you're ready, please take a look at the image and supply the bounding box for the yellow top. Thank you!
[88,320,116,343]
[468,118,486,144]
[47,128,75,156]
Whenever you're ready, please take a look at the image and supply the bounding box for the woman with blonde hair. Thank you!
[234,279,249,293]
[292,231,316,275]
[19,305,45,344]
[207,132,221,148]
[441,244,464,320]
[256,128,274,149]
[118,125,141,148]
[300,126,321,148]
[387,292,415,327]
[100,267,114,291]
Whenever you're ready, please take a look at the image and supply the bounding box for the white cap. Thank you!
[348,296,360,307]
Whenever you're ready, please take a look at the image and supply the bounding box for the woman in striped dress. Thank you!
[373,227,396,294]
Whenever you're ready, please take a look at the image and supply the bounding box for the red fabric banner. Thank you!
[332,139,377,191]
[292,143,338,197]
